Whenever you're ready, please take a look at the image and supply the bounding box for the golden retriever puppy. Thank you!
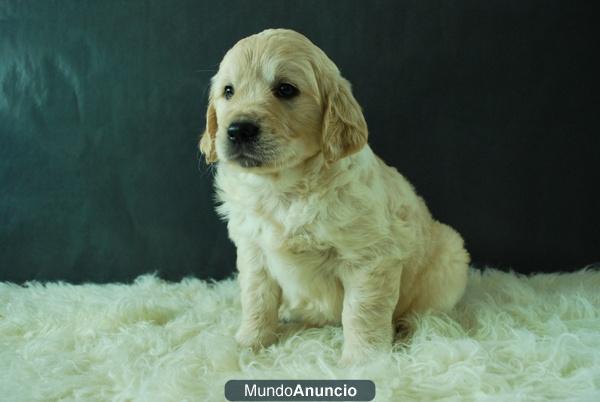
[199,29,469,365]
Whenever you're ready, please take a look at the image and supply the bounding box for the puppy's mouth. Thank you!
[222,131,279,169]
[228,151,263,168]
[227,150,264,168]
[225,139,276,169]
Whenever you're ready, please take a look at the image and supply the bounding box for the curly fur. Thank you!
[199,29,469,364]
[1,268,599,401]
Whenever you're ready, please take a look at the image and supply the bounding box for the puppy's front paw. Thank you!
[235,326,278,351]
[339,346,371,367]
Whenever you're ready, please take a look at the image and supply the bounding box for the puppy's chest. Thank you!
[219,182,347,324]
[229,196,328,255]
[226,195,343,323]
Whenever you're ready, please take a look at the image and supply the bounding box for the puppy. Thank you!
[199,29,469,365]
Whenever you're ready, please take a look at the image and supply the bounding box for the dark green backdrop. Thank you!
[1,1,598,283]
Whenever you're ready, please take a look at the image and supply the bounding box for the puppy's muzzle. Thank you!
[228,121,259,144]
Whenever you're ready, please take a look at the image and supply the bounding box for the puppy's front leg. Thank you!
[339,264,401,365]
[235,249,281,350]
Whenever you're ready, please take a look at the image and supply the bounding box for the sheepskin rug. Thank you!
[1,268,599,402]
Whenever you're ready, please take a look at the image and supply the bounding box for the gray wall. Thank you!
[1,0,598,283]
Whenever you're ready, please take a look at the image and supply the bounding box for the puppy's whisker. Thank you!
[201,83,212,99]
[194,63,219,73]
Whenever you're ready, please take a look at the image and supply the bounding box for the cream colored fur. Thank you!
[1,268,599,401]
[199,29,470,364]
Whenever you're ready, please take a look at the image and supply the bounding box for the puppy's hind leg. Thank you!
[409,223,469,314]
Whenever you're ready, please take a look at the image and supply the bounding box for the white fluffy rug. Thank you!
[1,268,599,402]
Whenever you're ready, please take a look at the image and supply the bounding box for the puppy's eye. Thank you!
[224,85,234,100]
[275,83,299,99]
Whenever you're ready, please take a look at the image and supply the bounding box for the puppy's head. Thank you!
[199,29,368,172]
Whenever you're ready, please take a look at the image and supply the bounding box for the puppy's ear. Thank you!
[321,77,368,163]
[199,96,218,163]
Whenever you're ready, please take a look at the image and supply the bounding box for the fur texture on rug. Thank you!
[1,268,599,402]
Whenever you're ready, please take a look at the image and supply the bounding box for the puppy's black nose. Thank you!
[227,122,259,143]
